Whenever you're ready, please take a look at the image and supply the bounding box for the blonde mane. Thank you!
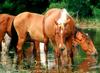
[57,8,69,25]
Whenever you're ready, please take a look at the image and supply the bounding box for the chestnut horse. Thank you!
[73,27,97,55]
[0,14,15,46]
[0,14,40,67]
[13,8,75,67]
[0,14,15,59]
[61,27,98,67]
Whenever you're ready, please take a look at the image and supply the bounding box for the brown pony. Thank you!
[13,8,75,67]
[0,14,15,57]
[0,14,40,67]
[61,27,98,67]
[0,14,14,45]
[73,27,97,55]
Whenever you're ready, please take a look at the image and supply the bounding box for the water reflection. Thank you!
[0,28,100,73]
[77,56,97,73]
[0,51,99,73]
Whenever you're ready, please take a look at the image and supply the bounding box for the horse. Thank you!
[0,14,15,61]
[73,27,97,55]
[0,14,15,47]
[60,27,98,67]
[13,8,75,68]
[0,14,40,68]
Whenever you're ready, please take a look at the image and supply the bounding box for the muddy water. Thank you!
[0,28,100,73]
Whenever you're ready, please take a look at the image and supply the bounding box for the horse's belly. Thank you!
[29,30,44,42]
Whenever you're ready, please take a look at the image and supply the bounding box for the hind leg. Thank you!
[0,32,5,61]
[24,42,33,68]
[34,41,40,65]
[0,32,5,49]
[16,34,26,65]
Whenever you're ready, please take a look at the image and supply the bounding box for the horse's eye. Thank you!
[82,35,84,37]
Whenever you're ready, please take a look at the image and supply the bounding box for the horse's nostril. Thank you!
[60,48,65,52]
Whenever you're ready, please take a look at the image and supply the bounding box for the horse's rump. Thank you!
[0,14,15,36]
[14,12,45,42]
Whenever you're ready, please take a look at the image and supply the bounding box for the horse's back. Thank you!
[14,12,44,27]
[0,14,14,36]
[14,12,44,42]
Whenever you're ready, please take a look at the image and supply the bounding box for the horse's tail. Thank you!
[9,20,18,52]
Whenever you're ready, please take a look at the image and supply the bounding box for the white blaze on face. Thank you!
[59,43,62,48]
[57,8,69,26]
[40,42,46,66]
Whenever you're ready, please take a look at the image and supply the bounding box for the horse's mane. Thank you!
[74,27,85,37]
[74,27,90,40]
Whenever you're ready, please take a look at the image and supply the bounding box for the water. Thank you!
[0,28,100,73]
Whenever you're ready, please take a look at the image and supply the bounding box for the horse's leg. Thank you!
[44,38,48,68]
[0,32,5,61]
[24,42,33,68]
[54,48,62,72]
[16,34,26,66]
[1,34,11,65]
[65,37,74,64]
[34,41,40,66]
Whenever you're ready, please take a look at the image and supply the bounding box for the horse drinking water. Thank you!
[61,27,98,67]
[73,27,97,55]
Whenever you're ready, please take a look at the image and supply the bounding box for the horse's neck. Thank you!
[45,9,61,21]
[69,16,75,25]
[45,8,61,18]
[43,10,60,38]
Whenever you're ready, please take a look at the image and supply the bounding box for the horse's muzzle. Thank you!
[87,50,98,56]
[60,48,65,52]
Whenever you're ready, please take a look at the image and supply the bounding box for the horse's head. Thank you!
[54,24,65,52]
[73,29,98,56]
